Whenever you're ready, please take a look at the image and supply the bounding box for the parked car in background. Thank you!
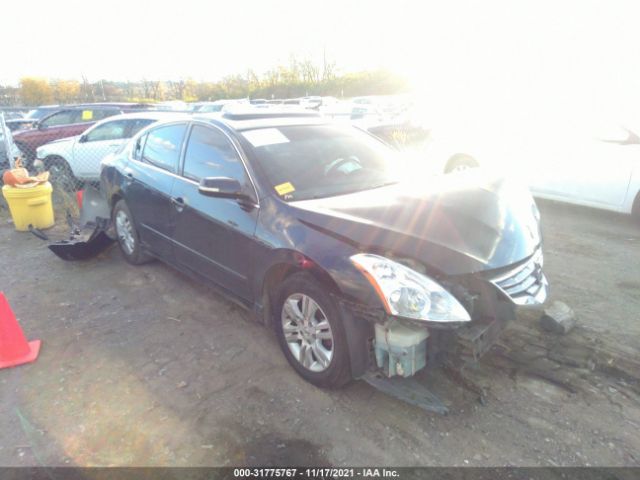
[365,119,480,174]
[100,109,546,388]
[0,109,26,120]
[379,107,640,221]
[155,100,189,111]
[299,96,322,109]
[24,105,63,120]
[34,112,182,186]
[5,118,40,132]
[1,120,21,170]
[191,99,246,113]
[12,103,152,164]
[527,122,640,222]
[4,105,61,132]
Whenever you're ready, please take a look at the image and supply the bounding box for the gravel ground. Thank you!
[0,198,638,467]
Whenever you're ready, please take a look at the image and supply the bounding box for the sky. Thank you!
[4,0,640,122]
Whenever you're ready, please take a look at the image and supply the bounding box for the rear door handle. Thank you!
[171,196,185,211]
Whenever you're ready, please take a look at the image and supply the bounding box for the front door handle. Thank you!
[171,196,185,211]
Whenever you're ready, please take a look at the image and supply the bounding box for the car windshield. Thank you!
[26,108,55,120]
[244,124,400,201]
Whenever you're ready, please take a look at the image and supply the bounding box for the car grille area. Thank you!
[489,249,548,305]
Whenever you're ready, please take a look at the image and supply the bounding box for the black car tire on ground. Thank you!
[444,153,479,174]
[112,200,153,265]
[274,272,352,388]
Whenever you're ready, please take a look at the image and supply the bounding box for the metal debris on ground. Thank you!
[362,371,449,415]
[29,185,115,260]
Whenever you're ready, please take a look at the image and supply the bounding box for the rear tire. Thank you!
[444,153,479,174]
[44,156,82,192]
[274,272,352,388]
[112,199,152,265]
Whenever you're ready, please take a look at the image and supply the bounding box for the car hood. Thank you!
[289,171,541,276]
[47,135,79,145]
[37,136,78,151]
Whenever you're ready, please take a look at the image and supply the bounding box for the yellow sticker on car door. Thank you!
[82,110,93,120]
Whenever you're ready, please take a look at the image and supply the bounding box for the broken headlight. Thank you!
[350,253,471,324]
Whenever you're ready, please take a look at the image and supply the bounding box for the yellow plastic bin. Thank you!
[2,182,55,231]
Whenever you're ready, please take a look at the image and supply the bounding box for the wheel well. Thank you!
[43,155,66,166]
[260,260,341,326]
[110,193,122,211]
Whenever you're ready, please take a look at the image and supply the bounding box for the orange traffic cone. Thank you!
[76,190,84,210]
[0,292,41,369]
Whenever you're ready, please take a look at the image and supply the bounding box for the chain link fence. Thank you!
[1,106,175,215]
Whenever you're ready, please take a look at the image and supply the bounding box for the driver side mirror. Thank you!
[78,134,88,143]
[198,177,258,210]
[198,177,243,198]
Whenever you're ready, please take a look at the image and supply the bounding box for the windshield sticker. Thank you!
[243,128,289,148]
[82,110,93,120]
[274,182,295,196]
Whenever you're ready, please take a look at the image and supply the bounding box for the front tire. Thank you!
[274,272,352,388]
[112,200,152,265]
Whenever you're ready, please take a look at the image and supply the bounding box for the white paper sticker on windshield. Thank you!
[242,128,289,148]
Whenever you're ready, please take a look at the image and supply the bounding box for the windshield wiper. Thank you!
[300,181,399,201]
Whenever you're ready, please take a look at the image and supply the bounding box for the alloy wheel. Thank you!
[281,293,334,372]
[115,210,135,255]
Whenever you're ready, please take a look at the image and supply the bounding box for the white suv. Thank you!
[34,112,182,184]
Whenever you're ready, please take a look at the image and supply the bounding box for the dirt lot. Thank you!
[0,198,639,467]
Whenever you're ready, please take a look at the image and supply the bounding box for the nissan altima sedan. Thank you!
[100,109,547,388]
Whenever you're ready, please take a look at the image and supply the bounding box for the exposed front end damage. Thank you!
[340,247,548,414]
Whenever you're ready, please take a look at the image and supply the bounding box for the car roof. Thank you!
[132,109,335,136]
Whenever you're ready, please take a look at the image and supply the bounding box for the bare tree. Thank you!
[167,80,186,100]
[81,75,95,102]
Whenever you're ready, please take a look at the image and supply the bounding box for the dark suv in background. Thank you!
[13,103,153,164]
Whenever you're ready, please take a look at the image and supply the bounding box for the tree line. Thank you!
[0,59,409,106]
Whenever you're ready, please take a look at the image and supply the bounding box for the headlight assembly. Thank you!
[351,253,471,324]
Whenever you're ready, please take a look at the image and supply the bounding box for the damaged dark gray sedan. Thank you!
[100,109,547,391]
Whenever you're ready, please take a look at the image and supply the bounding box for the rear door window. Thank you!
[142,123,187,173]
[40,110,75,127]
